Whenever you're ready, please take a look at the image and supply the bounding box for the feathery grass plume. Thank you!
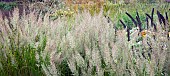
[146,13,157,31]
[145,8,154,27]
[0,7,52,76]
[151,8,154,22]
[0,3,170,76]
[136,10,140,18]
[160,12,166,26]
[145,13,154,29]
[165,12,168,21]
[157,10,166,26]
[119,19,126,29]
[153,23,157,32]
[146,16,149,30]
[119,15,130,42]
[157,10,163,25]
[0,27,4,43]
[127,27,130,41]
[104,15,112,23]
[136,11,142,32]
[146,13,152,20]
[136,13,142,32]
[168,32,170,40]
[126,12,138,27]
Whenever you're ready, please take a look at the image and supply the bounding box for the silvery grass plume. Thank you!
[65,11,117,76]
[16,3,170,76]
[119,8,170,76]
[0,7,62,75]
[0,8,50,75]
[0,6,169,76]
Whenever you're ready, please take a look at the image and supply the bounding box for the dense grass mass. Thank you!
[0,1,170,76]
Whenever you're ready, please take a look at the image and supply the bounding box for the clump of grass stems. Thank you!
[0,3,169,76]
[0,8,50,76]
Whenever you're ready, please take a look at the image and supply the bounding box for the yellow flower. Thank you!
[73,4,78,13]
[141,30,147,38]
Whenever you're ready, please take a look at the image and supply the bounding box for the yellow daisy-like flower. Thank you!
[141,30,147,38]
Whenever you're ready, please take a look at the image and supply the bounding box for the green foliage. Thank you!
[0,2,17,10]
[50,9,75,20]
[117,10,146,29]
[0,31,49,76]
[57,59,73,76]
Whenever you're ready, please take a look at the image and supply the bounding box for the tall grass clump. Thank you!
[0,3,169,76]
[0,8,50,76]
[44,10,169,76]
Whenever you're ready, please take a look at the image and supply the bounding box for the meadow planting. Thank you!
[0,0,170,76]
